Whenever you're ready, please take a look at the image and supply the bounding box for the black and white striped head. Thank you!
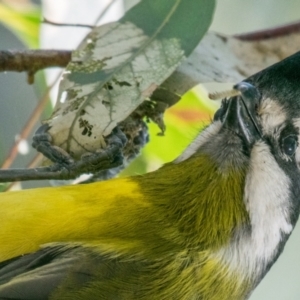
[244,51,300,232]
[177,51,300,282]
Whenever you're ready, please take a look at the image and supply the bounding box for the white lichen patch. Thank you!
[46,21,185,161]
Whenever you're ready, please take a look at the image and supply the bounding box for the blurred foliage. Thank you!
[0,183,9,192]
[121,87,220,176]
[0,2,41,48]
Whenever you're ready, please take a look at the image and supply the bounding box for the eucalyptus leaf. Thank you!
[46,0,215,160]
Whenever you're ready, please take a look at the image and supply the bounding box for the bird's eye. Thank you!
[282,135,298,156]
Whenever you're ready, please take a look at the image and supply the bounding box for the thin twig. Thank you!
[93,0,117,24]
[0,166,74,182]
[235,20,300,41]
[43,17,94,29]
[43,0,118,28]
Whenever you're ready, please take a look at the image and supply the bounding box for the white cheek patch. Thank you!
[245,141,293,251]
[175,121,222,163]
[215,141,292,279]
[258,98,286,135]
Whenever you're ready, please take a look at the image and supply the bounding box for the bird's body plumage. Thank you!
[2,52,300,299]
[0,155,250,299]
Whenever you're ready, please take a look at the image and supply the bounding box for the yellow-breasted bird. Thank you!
[1,52,300,300]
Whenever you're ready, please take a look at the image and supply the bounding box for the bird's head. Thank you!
[174,52,300,285]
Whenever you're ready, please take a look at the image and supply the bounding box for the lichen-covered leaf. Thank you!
[46,0,215,159]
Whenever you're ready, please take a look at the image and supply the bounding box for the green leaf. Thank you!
[47,0,215,161]
[123,0,215,55]
[0,3,41,48]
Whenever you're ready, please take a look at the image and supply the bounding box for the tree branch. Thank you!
[0,50,71,83]
[0,166,72,182]
[1,22,300,81]
[235,20,300,41]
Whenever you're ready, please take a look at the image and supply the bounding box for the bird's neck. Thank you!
[135,155,255,299]
[137,153,250,250]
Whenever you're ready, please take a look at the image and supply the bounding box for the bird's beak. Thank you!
[222,82,262,145]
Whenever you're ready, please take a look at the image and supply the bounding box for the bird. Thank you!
[1,51,300,300]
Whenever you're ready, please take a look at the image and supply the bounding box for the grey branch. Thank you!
[0,50,71,83]
[235,20,300,41]
[0,22,300,77]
